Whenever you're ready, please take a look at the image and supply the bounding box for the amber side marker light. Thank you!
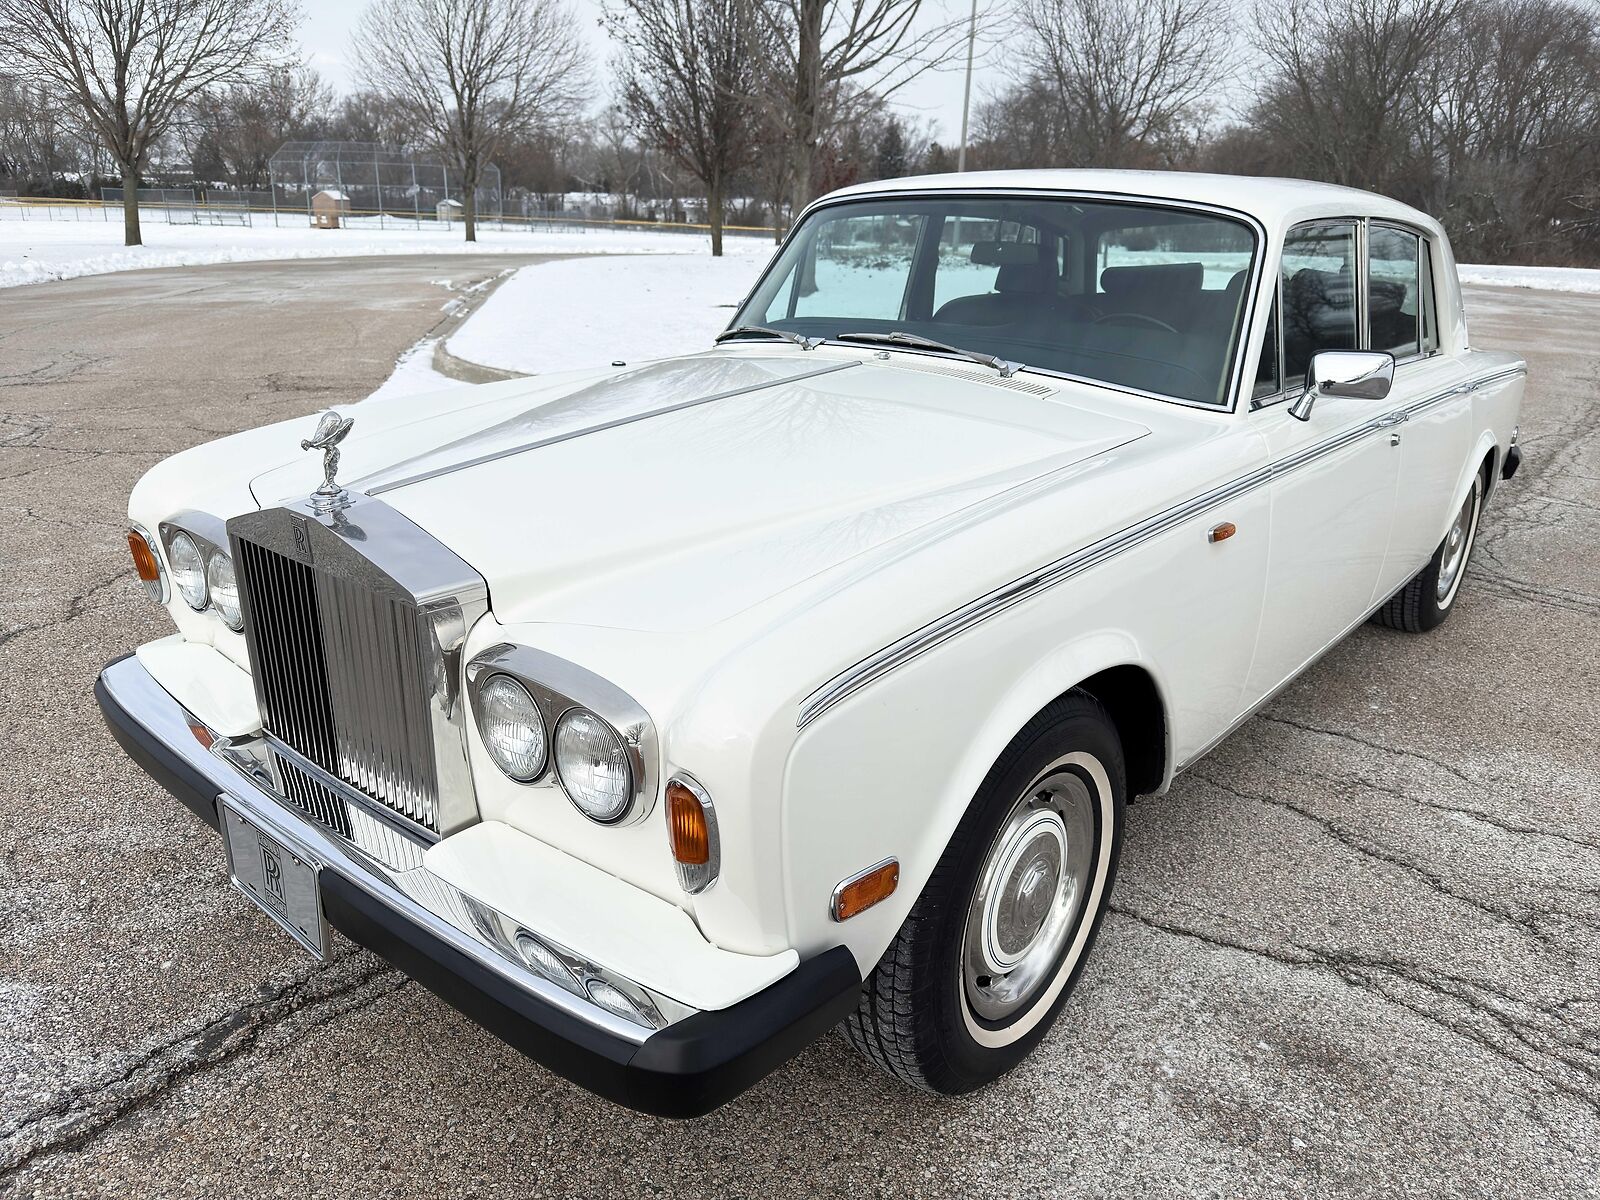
[667,782,711,865]
[831,858,900,922]
[128,530,161,582]
[1208,521,1237,544]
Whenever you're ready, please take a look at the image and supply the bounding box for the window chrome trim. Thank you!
[797,363,1527,729]
[466,643,659,827]
[736,187,1269,414]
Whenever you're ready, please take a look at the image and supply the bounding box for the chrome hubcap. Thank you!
[963,767,1095,1023]
[1436,484,1478,603]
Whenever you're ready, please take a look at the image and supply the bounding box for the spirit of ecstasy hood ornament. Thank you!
[301,410,355,512]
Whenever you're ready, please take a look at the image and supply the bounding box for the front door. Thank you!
[1243,220,1403,707]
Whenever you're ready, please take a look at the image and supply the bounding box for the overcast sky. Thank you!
[299,0,989,145]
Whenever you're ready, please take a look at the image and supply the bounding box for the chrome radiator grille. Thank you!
[229,497,488,838]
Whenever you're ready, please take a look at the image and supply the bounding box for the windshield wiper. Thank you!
[835,331,1022,378]
[715,325,821,350]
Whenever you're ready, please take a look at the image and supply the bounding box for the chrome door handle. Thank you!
[1376,411,1410,428]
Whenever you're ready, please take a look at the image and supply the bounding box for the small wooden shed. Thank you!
[311,189,349,229]
[436,198,464,224]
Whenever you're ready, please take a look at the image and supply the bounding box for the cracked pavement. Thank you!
[0,266,1596,1198]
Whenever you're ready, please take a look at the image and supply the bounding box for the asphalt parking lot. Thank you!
[0,259,1596,1198]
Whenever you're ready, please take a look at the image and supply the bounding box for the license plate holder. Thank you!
[219,796,330,960]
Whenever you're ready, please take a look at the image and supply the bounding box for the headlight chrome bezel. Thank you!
[466,644,657,828]
[159,513,242,631]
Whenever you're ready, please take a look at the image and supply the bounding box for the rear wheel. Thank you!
[1373,472,1483,633]
[842,692,1124,1093]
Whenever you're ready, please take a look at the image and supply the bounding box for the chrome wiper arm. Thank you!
[715,325,821,350]
[835,331,1022,378]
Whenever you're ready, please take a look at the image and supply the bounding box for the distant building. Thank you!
[312,189,349,229]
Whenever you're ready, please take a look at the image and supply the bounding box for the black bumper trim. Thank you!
[96,658,862,1118]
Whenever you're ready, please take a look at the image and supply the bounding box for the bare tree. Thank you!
[188,65,331,189]
[1015,0,1228,167]
[608,0,767,255]
[353,0,587,242]
[1251,0,1465,193]
[761,0,963,225]
[0,0,297,244]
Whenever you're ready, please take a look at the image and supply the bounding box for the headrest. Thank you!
[970,240,1045,267]
[1100,262,1204,297]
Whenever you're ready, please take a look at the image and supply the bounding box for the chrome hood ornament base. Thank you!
[301,410,355,512]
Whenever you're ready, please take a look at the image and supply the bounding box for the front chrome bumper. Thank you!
[96,654,861,1116]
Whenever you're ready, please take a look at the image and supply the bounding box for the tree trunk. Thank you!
[708,173,725,257]
[122,162,142,247]
[462,155,478,243]
[788,0,824,221]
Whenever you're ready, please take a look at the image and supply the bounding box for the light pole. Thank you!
[956,0,979,173]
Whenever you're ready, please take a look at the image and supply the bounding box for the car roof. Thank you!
[819,169,1440,236]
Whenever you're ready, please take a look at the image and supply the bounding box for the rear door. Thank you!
[1243,219,1403,706]
[1367,224,1472,594]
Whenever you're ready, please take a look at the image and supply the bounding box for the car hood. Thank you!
[253,352,1150,632]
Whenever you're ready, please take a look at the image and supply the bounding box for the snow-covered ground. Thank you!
[445,246,775,374]
[1455,263,1600,293]
[0,214,753,289]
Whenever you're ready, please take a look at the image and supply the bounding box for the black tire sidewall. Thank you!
[920,698,1126,1091]
[1415,475,1483,631]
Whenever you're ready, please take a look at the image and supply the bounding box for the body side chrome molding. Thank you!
[365,360,860,496]
[797,364,1526,729]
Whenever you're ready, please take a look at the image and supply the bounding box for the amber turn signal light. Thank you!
[667,781,710,865]
[831,858,899,921]
[128,530,160,582]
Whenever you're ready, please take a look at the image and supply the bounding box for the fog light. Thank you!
[514,930,577,988]
[584,978,659,1028]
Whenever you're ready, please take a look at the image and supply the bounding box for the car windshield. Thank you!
[732,196,1258,406]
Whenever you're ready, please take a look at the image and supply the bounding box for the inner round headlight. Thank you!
[477,675,547,781]
[169,532,208,610]
[554,709,633,823]
[206,552,242,630]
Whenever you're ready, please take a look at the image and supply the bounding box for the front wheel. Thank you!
[842,692,1125,1093]
[1373,471,1484,633]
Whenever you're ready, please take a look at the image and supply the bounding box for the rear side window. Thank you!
[1368,226,1423,359]
[1281,221,1358,388]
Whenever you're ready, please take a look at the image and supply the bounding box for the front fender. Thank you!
[782,626,1168,974]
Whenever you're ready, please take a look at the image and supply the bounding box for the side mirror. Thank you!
[1288,350,1396,421]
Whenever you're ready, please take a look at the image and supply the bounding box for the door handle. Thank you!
[1376,411,1410,428]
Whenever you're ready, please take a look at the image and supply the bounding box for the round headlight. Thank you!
[206,552,242,630]
[554,709,634,823]
[169,532,207,610]
[477,675,547,781]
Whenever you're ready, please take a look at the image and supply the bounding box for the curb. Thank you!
[427,265,531,383]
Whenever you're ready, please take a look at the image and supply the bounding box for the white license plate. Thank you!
[219,797,329,960]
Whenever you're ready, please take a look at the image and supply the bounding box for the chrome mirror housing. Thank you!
[1289,350,1396,421]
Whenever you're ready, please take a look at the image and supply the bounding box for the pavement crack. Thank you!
[0,955,404,1176]
[0,566,136,650]
[1110,903,1600,1117]
[1189,768,1567,946]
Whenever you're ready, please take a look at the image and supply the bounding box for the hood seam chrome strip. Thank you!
[796,364,1525,729]
[363,360,862,497]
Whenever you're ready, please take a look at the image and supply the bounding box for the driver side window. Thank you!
[1281,221,1358,390]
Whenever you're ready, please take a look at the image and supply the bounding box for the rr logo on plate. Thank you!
[260,839,285,909]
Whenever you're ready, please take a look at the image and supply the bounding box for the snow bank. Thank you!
[1456,263,1600,294]
[444,246,775,375]
[0,217,756,289]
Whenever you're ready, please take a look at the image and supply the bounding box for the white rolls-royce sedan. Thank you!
[98,171,1525,1115]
